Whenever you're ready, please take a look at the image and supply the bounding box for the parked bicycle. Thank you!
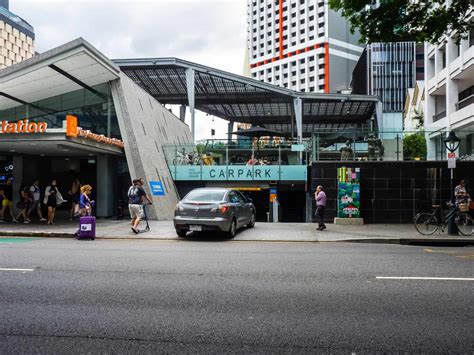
[414,202,473,236]
[172,150,202,165]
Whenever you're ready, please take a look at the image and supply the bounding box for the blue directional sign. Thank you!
[149,181,165,196]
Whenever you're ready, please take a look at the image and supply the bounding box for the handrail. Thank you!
[433,110,446,122]
[455,94,474,111]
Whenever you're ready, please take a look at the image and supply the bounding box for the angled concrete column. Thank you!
[293,97,302,143]
[186,69,196,142]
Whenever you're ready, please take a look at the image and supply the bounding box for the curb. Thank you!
[327,238,474,246]
[1,231,473,246]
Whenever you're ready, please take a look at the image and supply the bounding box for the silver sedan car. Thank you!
[174,188,256,238]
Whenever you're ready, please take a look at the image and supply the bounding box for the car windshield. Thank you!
[184,190,226,202]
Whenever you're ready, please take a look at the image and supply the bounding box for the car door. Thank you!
[236,190,252,224]
[229,191,245,227]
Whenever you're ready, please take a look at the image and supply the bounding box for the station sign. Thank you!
[66,115,125,148]
[0,120,48,133]
[171,165,307,181]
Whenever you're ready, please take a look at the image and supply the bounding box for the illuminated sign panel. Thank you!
[65,115,125,148]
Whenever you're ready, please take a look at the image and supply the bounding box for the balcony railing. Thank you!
[433,110,447,122]
[455,94,474,111]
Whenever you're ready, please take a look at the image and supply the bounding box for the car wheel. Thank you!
[226,219,237,238]
[176,229,187,238]
[247,213,256,228]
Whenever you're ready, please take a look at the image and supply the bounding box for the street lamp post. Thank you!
[443,131,461,235]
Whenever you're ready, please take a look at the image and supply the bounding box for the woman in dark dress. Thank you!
[45,179,58,225]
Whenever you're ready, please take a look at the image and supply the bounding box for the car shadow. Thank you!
[183,230,242,242]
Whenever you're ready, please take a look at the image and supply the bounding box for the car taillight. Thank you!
[219,204,229,214]
[175,203,184,212]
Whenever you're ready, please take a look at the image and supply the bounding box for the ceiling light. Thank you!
[40,154,45,157]
[9,150,15,152]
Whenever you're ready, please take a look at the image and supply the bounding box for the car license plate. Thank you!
[189,225,202,231]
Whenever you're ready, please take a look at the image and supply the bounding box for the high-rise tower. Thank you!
[0,0,35,69]
[246,0,363,93]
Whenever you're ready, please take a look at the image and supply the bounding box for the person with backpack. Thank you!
[15,184,32,223]
[27,179,47,222]
[128,178,152,234]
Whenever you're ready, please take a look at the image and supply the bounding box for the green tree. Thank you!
[328,0,472,44]
[403,133,427,160]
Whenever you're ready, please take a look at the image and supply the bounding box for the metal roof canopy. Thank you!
[113,57,380,140]
[0,38,120,112]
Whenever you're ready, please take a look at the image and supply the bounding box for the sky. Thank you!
[11,0,248,141]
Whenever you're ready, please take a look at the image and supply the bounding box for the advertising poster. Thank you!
[337,167,360,218]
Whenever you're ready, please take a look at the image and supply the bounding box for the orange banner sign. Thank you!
[66,115,78,137]
[65,115,124,148]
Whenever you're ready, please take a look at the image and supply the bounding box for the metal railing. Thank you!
[163,138,311,167]
[433,111,447,122]
[455,94,474,111]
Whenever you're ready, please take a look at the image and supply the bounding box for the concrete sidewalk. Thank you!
[0,219,473,245]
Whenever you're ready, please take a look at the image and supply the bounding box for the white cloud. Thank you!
[11,0,248,140]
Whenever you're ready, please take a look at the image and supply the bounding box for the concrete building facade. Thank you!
[0,0,35,69]
[424,7,474,160]
[247,0,363,93]
[352,42,423,137]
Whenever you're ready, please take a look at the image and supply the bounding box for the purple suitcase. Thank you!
[76,216,96,240]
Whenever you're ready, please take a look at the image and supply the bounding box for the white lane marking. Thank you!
[376,276,474,281]
[0,268,34,272]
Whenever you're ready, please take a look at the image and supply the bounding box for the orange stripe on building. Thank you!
[279,0,284,60]
[324,42,329,93]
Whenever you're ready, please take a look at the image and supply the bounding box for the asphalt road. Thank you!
[0,237,473,353]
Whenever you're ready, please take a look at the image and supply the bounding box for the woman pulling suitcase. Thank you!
[75,185,96,240]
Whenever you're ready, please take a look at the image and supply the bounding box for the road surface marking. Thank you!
[0,268,35,272]
[0,237,41,244]
[376,276,474,281]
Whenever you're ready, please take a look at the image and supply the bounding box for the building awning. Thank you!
[0,131,124,156]
[113,57,379,136]
[0,38,120,111]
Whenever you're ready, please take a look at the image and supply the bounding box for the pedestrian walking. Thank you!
[0,178,17,223]
[27,179,47,222]
[68,179,81,220]
[128,178,152,234]
[15,184,32,223]
[44,179,66,225]
[315,185,327,231]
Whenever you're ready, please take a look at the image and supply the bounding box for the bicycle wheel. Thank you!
[455,213,473,236]
[414,213,439,235]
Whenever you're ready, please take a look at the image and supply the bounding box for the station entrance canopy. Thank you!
[113,58,380,140]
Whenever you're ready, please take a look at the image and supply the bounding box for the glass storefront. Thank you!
[0,83,121,139]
